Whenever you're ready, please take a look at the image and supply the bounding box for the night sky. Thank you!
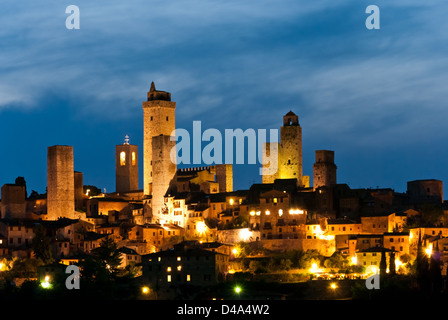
[1,0,447,199]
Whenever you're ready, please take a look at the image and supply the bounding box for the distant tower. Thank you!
[151,134,177,223]
[116,135,139,193]
[215,164,233,193]
[280,111,303,185]
[47,145,75,220]
[313,150,337,190]
[143,82,176,196]
[262,111,303,186]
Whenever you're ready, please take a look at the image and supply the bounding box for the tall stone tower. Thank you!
[262,111,303,186]
[215,164,233,193]
[116,135,139,193]
[279,111,303,184]
[313,150,337,190]
[143,82,176,196]
[151,134,177,223]
[47,145,75,220]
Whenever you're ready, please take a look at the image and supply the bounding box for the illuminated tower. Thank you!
[47,145,75,220]
[151,134,177,223]
[143,82,176,196]
[116,135,139,193]
[279,111,303,185]
[262,111,303,186]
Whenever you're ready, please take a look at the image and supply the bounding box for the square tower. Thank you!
[47,145,75,220]
[143,82,176,196]
[261,111,303,187]
[279,111,303,184]
[116,137,139,193]
[313,150,337,190]
[151,134,177,223]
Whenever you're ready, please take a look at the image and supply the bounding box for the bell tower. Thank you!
[116,135,139,193]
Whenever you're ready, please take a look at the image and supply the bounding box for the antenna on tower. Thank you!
[124,135,130,145]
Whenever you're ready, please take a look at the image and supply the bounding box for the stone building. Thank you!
[47,145,75,220]
[1,183,27,219]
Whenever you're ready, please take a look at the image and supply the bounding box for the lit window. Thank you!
[186,275,191,282]
[120,151,126,166]
[167,275,171,282]
[167,267,171,272]
[177,256,181,261]
[132,152,136,166]
[177,266,182,271]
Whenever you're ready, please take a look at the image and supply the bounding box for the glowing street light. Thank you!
[41,275,51,289]
[141,286,150,294]
[234,285,242,295]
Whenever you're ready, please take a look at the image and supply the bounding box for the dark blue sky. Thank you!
[1,0,448,199]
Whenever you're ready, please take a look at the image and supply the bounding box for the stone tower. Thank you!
[313,150,337,190]
[116,136,139,193]
[280,111,303,184]
[262,111,303,186]
[215,164,233,193]
[151,134,177,223]
[47,145,75,220]
[143,82,176,196]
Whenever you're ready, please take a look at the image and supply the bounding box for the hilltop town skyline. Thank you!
[2,1,448,199]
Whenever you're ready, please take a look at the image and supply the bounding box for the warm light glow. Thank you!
[239,228,251,242]
[330,283,337,290]
[232,248,239,255]
[234,286,242,294]
[265,210,270,215]
[256,211,261,216]
[196,221,207,235]
[425,244,433,258]
[177,256,181,261]
[229,198,234,205]
[278,209,283,216]
[41,275,51,289]
[187,274,191,281]
[289,209,304,215]
[142,286,150,294]
[132,152,136,166]
[395,258,403,269]
[177,266,182,271]
[120,151,126,166]
[85,189,90,196]
[250,211,255,216]
[167,267,172,272]
[309,262,322,274]
[350,256,357,265]
[366,265,378,275]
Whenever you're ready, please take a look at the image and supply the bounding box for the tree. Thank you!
[429,242,442,295]
[379,250,387,277]
[93,236,122,274]
[416,234,430,294]
[389,251,396,276]
[31,224,54,264]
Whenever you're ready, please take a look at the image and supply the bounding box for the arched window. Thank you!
[132,152,136,166]
[120,151,126,166]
